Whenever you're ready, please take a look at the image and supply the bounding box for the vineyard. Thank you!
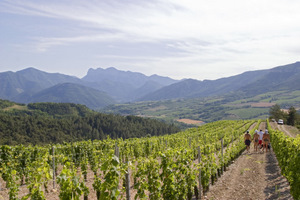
[267,120,300,199]
[0,119,299,199]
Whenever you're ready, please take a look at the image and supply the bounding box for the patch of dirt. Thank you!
[177,118,204,125]
[2,105,27,111]
[251,102,276,108]
[203,122,293,200]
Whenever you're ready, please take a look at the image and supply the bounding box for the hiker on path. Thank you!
[258,129,264,150]
[253,130,259,152]
[244,130,251,153]
[262,129,270,152]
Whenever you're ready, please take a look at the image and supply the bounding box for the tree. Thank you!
[287,106,298,126]
[269,104,285,121]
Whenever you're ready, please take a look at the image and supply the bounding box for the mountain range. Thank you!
[0,67,178,108]
[139,62,300,101]
[1,62,300,109]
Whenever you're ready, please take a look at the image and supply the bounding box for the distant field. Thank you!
[250,102,275,107]
[102,88,300,124]
[3,105,27,111]
[176,118,204,125]
[226,107,269,119]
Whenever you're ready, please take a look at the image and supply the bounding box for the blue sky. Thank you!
[1,0,300,80]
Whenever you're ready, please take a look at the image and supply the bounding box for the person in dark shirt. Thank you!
[244,130,251,153]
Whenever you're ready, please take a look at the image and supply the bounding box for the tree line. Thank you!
[269,104,300,128]
[0,101,180,145]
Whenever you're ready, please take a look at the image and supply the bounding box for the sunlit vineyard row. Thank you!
[0,120,267,199]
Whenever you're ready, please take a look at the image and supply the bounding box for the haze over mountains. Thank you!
[0,62,300,109]
[0,67,178,108]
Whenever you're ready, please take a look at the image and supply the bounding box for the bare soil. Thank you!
[203,122,293,200]
[176,118,204,125]
[269,122,299,138]
[250,102,276,108]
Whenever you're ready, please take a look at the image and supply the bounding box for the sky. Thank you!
[0,0,300,80]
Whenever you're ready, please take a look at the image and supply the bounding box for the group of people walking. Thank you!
[244,129,270,153]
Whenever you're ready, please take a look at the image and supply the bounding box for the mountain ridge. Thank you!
[0,66,179,108]
[1,62,300,110]
[138,62,300,101]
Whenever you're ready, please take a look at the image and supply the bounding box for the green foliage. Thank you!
[227,107,269,119]
[0,99,16,109]
[102,97,238,123]
[0,101,180,145]
[287,106,299,126]
[267,120,300,199]
[57,162,89,200]
[0,119,267,200]
[27,102,92,117]
[269,104,286,121]
[22,151,52,200]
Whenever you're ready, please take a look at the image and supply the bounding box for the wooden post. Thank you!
[198,146,202,199]
[221,138,224,173]
[189,137,191,148]
[115,143,119,158]
[52,146,55,189]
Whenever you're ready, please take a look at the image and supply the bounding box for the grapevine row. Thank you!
[0,120,255,199]
[267,119,300,199]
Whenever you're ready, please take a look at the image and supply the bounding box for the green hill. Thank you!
[0,99,180,145]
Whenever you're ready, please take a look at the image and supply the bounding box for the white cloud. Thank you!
[1,0,300,79]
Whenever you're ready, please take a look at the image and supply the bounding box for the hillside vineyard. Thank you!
[0,120,299,199]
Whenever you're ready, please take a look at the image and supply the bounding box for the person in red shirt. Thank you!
[258,130,264,151]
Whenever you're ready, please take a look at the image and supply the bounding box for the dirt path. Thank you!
[277,125,297,138]
[204,150,292,200]
[278,125,293,137]
[204,122,293,200]
[269,122,298,138]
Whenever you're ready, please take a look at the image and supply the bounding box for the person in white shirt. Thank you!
[258,129,264,150]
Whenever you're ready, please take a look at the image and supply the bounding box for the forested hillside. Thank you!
[0,100,180,145]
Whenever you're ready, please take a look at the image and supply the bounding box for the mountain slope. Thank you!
[2,62,300,110]
[82,67,179,102]
[82,67,178,87]
[139,62,300,101]
[139,70,268,101]
[0,67,179,105]
[28,83,115,109]
[0,71,42,99]
[238,62,300,95]
[16,67,82,88]
[0,68,84,100]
